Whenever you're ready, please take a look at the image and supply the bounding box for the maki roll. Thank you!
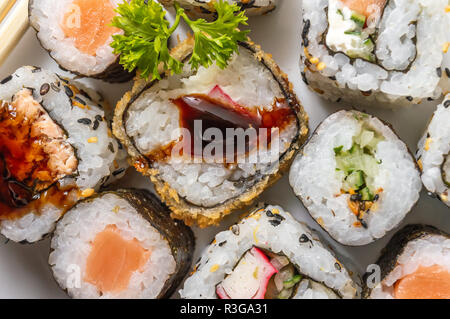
[113,39,308,227]
[300,0,450,105]
[49,189,195,299]
[289,110,422,246]
[417,95,450,207]
[365,225,450,299]
[0,66,127,243]
[180,205,360,299]
[29,0,133,82]
[159,0,278,19]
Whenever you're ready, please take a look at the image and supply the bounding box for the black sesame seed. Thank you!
[31,67,42,73]
[373,194,380,201]
[436,67,442,78]
[231,225,240,236]
[113,168,125,176]
[93,120,100,130]
[406,96,413,102]
[360,220,368,229]
[350,194,362,202]
[444,100,450,108]
[108,142,115,153]
[117,140,123,150]
[445,68,450,78]
[299,234,310,243]
[329,76,337,81]
[77,118,92,125]
[74,97,86,105]
[50,83,60,92]
[335,263,342,271]
[269,219,281,227]
[266,210,274,217]
[95,115,103,122]
[40,83,50,96]
[1,75,12,84]
[64,85,74,98]
[274,214,285,221]
[218,241,227,247]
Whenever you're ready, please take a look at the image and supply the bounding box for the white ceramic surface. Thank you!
[0,1,448,298]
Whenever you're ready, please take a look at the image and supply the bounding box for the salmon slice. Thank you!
[394,265,450,299]
[85,225,151,293]
[340,0,387,17]
[61,0,119,56]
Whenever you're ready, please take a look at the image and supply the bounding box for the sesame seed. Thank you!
[443,42,450,53]
[317,62,326,71]
[81,188,95,197]
[210,264,219,273]
[87,137,98,143]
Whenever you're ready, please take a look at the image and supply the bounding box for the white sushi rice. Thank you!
[417,95,450,206]
[289,110,421,246]
[29,0,123,76]
[0,66,127,242]
[49,193,176,299]
[301,0,450,105]
[126,48,298,207]
[369,232,450,299]
[180,205,359,299]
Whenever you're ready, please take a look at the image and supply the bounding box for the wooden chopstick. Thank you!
[0,0,29,67]
[0,0,17,24]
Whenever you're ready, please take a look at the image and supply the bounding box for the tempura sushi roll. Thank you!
[289,110,422,246]
[180,205,360,299]
[301,0,450,105]
[114,39,308,227]
[49,189,195,299]
[0,66,127,243]
[365,225,450,299]
[160,0,278,19]
[417,95,450,207]
[29,0,133,82]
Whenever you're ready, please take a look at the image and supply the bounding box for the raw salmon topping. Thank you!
[340,0,386,18]
[61,0,119,56]
[394,265,450,299]
[85,225,151,294]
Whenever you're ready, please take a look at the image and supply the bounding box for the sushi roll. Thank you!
[29,0,134,82]
[49,189,195,299]
[180,205,360,299]
[365,225,450,299]
[0,66,127,243]
[113,39,309,227]
[300,0,450,106]
[417,94,450,207]
[289,110,422,246]
[159,0,278,19]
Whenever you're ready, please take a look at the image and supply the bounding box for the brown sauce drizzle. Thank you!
[146,93,296,163]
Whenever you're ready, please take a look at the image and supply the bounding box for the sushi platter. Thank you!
[0,0,449,299]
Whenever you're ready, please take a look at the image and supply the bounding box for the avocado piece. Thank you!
[346,170,365,190]
[360,187,374,201]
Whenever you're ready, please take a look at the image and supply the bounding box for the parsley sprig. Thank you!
[111,0,249,80]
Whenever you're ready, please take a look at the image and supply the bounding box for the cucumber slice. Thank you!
[360,187,374,201]
[346,170,365,189]
[351,11,366,27]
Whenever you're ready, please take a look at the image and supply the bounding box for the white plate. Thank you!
[0,1,449,299]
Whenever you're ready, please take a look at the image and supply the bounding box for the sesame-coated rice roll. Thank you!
[180,205,360,299]
[0,66,127,243]
[289,110,421,246]
[300,0,450,106]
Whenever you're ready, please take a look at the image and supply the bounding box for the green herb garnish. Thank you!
[110,0,249,80]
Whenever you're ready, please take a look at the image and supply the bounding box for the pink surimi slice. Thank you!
[216,247,278,299]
